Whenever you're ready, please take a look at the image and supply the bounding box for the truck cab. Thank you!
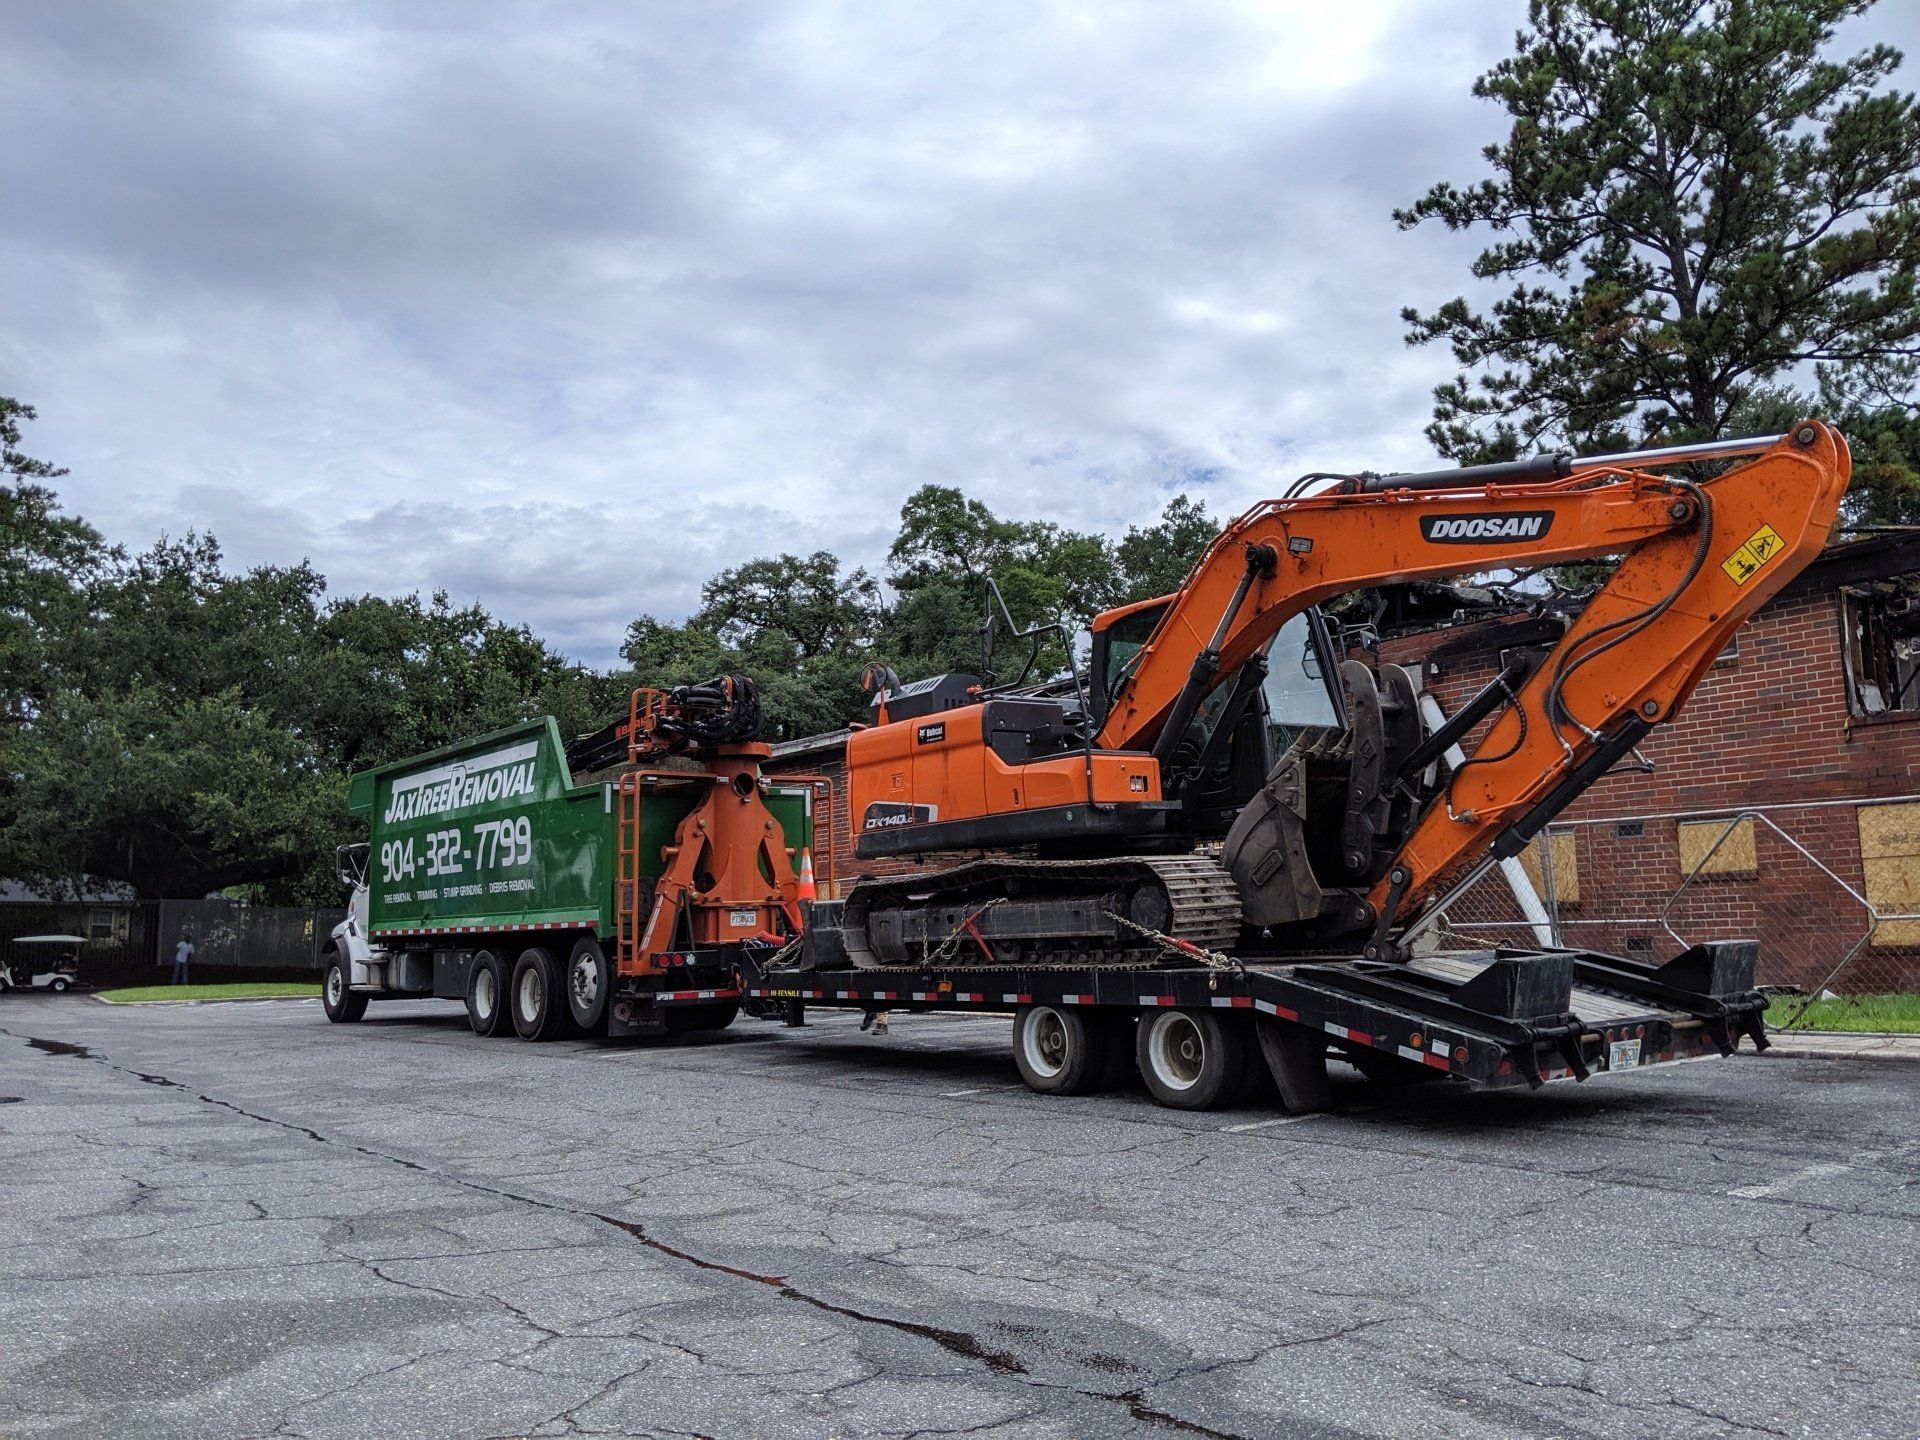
[328,843,391,990]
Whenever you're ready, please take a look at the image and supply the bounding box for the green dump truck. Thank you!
[323,689,818,1042]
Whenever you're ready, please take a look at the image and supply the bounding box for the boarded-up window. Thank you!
[1858,802,1920,946]
[1678,817,1757,877]
[1518,831,1579,904]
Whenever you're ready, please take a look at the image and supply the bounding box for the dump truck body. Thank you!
[329,711,813,1040]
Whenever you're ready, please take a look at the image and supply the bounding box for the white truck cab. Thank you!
[329,843,390,989]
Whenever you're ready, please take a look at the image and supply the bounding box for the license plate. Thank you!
[1608,1038,1643,1071]
[728,909,757,927]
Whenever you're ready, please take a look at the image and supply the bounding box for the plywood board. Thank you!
[1519,831,1579,905]
[1678,817,1757,876]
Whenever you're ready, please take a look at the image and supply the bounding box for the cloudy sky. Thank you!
[5,1,1916,666]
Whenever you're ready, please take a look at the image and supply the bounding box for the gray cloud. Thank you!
[5,0,1915,666]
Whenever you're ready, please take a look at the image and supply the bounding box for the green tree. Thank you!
[881,484,1119,683]
[1397,0,1920,518]
[1115,495,1217,601]
[619,551,880,739]
[1,399,104,710]
[8,514,621,901]
[0,400,109,884]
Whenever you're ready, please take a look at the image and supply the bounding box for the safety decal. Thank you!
[1721,523,1785,585]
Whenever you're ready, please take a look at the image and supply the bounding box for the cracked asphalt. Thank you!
[1,994,1915,1440]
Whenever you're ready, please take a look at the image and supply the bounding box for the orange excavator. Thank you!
[838,423,1851,968]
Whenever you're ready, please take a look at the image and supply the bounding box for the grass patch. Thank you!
[1766,992,1920,1034]
[95,982,320,1005]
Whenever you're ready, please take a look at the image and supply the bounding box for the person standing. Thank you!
[171,932,193,985]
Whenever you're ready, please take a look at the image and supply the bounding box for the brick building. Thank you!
[768,534,1920,993]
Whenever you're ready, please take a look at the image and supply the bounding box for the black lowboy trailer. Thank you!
[742,909,1769,1112]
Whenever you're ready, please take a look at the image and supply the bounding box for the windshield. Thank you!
[1262,611,1339,729]
[1174,609,1340,759]
[1102,602,1168,702]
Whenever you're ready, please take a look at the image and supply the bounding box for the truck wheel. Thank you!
[467,950,512,1037]
[1011,1004,1111,1095]
[565,938,609,1033]
[664,1001,739,1033]
[1136,1008,1247,1110]
[511,946,577,1041]
[323,956,368,1024]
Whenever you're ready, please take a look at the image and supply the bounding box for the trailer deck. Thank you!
[743,936,1769,1109]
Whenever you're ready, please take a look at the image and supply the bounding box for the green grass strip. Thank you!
[1766,992,1920,1034]
[94,982,320,1004]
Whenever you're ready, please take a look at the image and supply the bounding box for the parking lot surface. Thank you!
[1,994,1915,1439]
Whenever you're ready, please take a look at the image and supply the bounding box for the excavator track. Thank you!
[840,853,1243,969]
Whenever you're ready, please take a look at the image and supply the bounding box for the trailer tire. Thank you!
[1012,1004,1110,1095]
[664,1001,739,1033]
[511,947,576,1041]
[467,950,511,1037]
[1136,1008,1246,1110]
[322,955,367,1024]
[565,938,609,1034]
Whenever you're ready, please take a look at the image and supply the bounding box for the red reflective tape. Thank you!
[1420,1051,1451,1071]
[1139,995,1174,1007]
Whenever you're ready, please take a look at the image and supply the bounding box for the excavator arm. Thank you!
[1098,422,1850,937]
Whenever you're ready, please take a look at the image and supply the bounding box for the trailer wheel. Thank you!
[467,950,512,1037]
[322,956,367,1024]
[565,938,609,1033]
[1136,1008,1247,1110]
[1012,1004,1112,1095]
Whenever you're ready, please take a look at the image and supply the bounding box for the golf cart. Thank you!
[2,935,85,993]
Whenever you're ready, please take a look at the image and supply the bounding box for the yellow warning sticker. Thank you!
[1721,523,1786,585]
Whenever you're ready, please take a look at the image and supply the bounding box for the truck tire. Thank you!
[510,946,576,1041]
[565,937,609,1034]
[322,955,368,1024]
[467,950,512,1037]
[1136,1008,1248,1110]
[1011,1004,1113,1095]
[664,1001,739,1033]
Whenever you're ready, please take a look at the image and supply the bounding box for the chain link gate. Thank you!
[1419,799,1920,1030]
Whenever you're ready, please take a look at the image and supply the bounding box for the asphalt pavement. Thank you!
[1,993,1915,1440]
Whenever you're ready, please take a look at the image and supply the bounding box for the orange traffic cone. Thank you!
[796,848,818,903]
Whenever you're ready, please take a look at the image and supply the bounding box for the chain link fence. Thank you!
[1419,797,1920,1029]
